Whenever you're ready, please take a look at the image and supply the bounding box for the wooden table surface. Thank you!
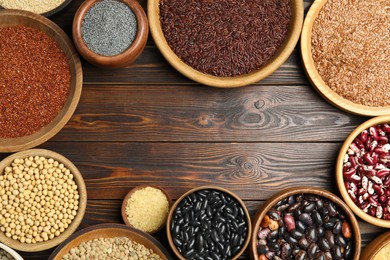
[6,0,387,259]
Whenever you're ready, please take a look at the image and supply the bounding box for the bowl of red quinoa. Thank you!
[337,116,390,228]
[301,0,390,116]
[148,0,304,88]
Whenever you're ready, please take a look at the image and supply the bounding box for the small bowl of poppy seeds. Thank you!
[251,186,361,260]
[167,186,251,260]
[72,0,148,68]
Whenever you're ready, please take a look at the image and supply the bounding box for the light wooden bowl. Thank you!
[148,0,304,88]
[250,186,361,260]
[0,149,87,252]
[167,186,252,260]
[48,223,172,259]
[0,0,73,17]
[121,185,172,234]
[336,116,390,228]
[73,0,148,68]
[0,10,82,153]
[361,231,390,260]
[301,0,390,116]
[0,243,23,260]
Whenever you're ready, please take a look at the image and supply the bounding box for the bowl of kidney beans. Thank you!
[251,187,361,260]
[337,115,390,228]
[167,186,251,259]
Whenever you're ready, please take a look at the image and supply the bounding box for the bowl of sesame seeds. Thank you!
[301,0,390,116]
[148,0,304,88]
[0,0,73,17]
[0,10,83,153]
[72,0,149,68]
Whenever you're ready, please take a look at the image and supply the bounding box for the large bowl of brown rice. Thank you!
[301,0,390,116]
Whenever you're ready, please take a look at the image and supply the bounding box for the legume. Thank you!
[160,0,291,77]
[311,0,389,107]
[171,189,248,259]
[257,194,353,259]
[62,236,162,260]
[0,156,79,244]
[82,0,137,56]
[344,124,390,219]
[0,25,71,138]
[0,248,14,260]
[125,186,169,233]
[0,0,66,14]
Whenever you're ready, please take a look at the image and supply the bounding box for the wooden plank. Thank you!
[52,85,365,142]
[51,0,314,85]
[17,200,386,259]
[0,142,342,200]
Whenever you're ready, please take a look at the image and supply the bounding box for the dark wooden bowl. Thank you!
[250,186,361,259]
[0,149,87,252]
[0,0,73,17]
[48,223,172,259]
[0,10,82,153]
[166,186,252,260]
[361,231,390,259]
[148,0,304,88]
[336,115,390,228]
[121,185,172,234]
[72,0,148,68]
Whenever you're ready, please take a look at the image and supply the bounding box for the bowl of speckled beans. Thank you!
[72,0,148,68]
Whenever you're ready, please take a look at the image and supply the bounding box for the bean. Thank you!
[307,227,318,243]
[295,250,307,260]
[311,211,323,226]
[331,245,342,259]
[304,202,316,213]
[317,226,325,238]
[299,213,313,226]
[258,228,271,240]
[333,221,342,234]
[298,237,309,250]
[307,243,318,258]
[324,230,335,247]
[291,229,304,239]
[318,237,331,252]
[278,226,286,238]
[257,245,268,254]
[281,243,292,258]
[296,221,306,232]
[286,234,298,245]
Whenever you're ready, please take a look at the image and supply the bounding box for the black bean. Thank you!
[268,208,280,220]
[294,209,303,220]
[304,202,316,213]
[299,213,313,226]
[183,230,190,243]
[307,243,319,258]
[291,229,304,239]
[216,241,224,252]
[298,237,309,250]
[324,251,332,260]
[285,234,298,245]
[311,211,323,226]
[331,245,342,259]
[292,248,300,256]
[306,227,318,243]
[187,237,195,250]
[335,234,347,247]
[318,237,330,252]
[269,230,279,240]
[211,229,219,243]
[316,199,324,209]
[276,198,288,207]
[288,202,302,212]
[345,242,352,259]
[184,248,195,258]
[278,226,286,238]
[281,243,292,258]
[174,237,183,247]
[319,207,329,218]
[196,234,204,251]
[296,194,304,201]
[268,239,280,251]
[295,250,307,260]
[324,217,337,230]
[296,221,306,232]
[333,221,342,234]
[305,194,320,202]
[257,244,268,254]
[223,244,231,257]
[277,204,289,212]
[209,251,220,260]
[189,192,197,203]
[315,252,326,260]
[317,226,324,238]
[324,230,335,248]
[288,195,296,205]
[327,202,338,216]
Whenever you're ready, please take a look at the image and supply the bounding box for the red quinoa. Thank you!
[0,25,71,138]
[160,0,291,77]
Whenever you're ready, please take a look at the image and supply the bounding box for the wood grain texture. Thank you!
[49,85,365,142]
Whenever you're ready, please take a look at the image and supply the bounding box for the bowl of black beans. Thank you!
[251,187,361,260]
[167,186,251,259]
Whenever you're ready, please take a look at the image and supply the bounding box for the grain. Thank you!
[0,248,14,260]
[62,236,162,260]
[0,156,79,244]
[82,0,137,56]
[0,25,71,138]
[311,0,390,107]
[0,0,65,14]
[125,187,169,233]
[160,0,292,77]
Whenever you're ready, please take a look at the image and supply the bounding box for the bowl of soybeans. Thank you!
[49,223,172,259]
[148,0,304,88]
[0,149,87,252]
[301,0,390,116]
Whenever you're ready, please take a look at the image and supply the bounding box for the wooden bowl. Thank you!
[121,185,172,234]
[72,0,148,68]
[48,223,172,259]
[167,186,252,259]
[301,0,390,116]
[0,10,82,153]
[336,116,390,228]
[0,0,73,17]
[0,149,87,252]
[361,231,390,260]
[0,243,23,260]
[148,0,304,88]
[250,186,361,259]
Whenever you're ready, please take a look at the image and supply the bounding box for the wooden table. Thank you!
[7,0,386,258]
